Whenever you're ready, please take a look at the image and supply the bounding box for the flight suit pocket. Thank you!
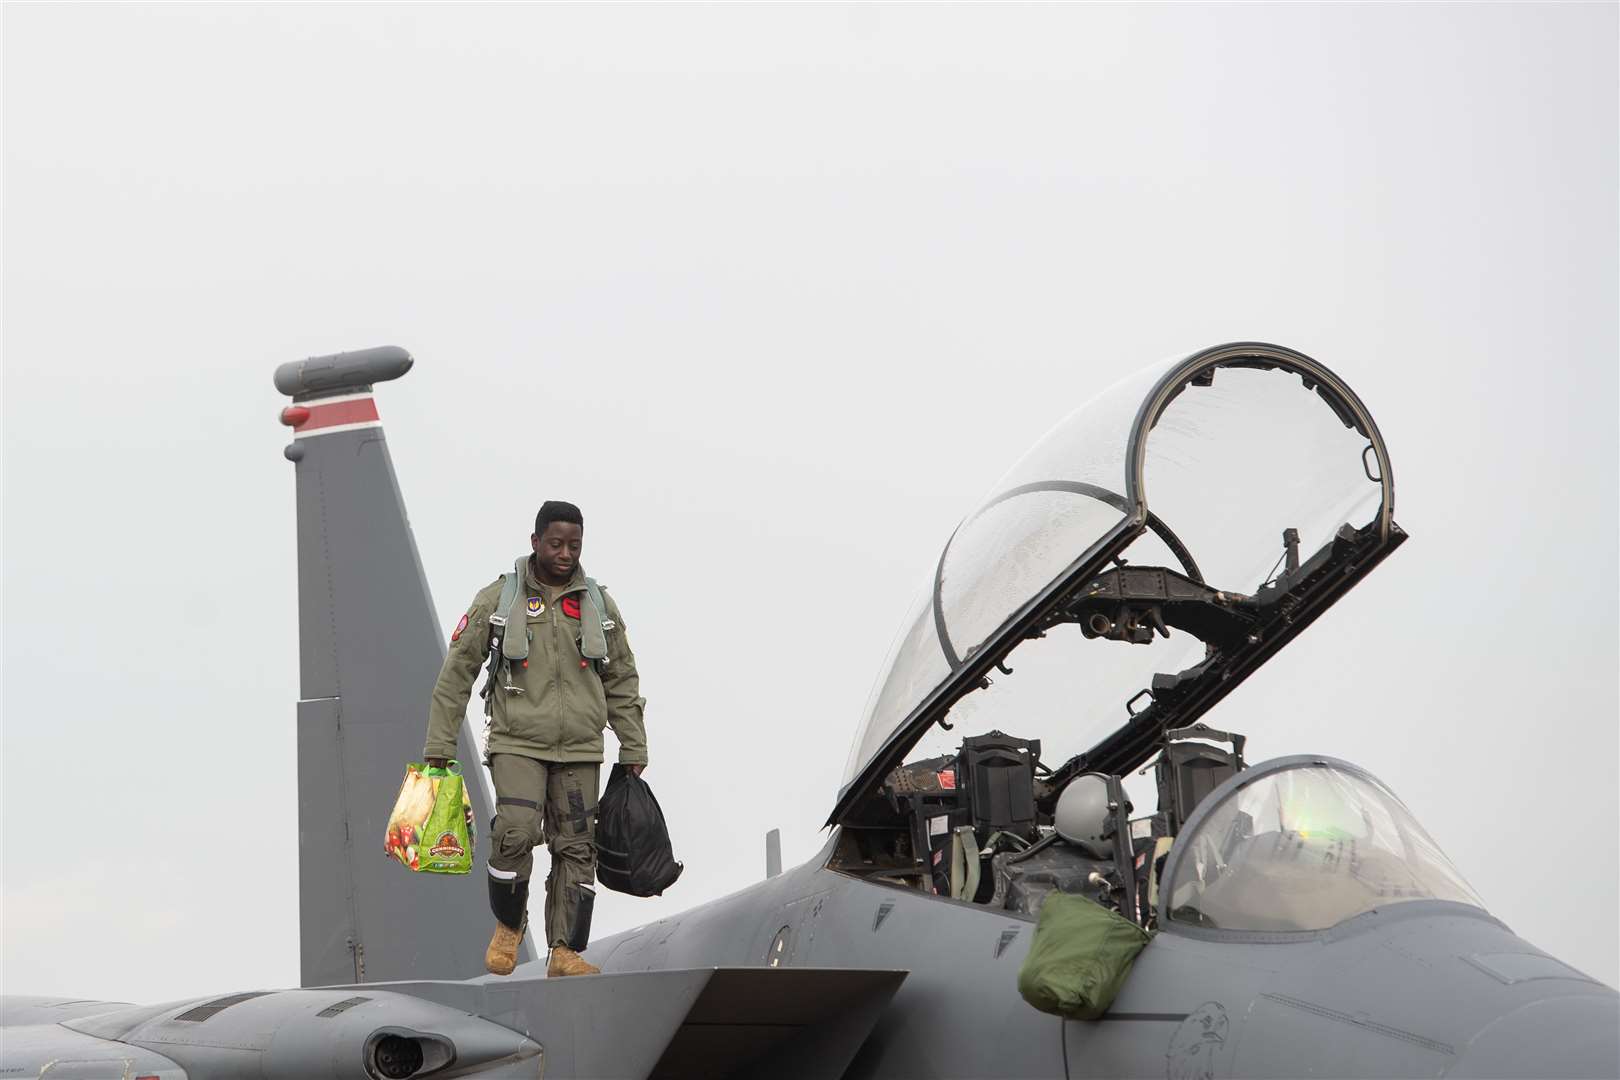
[545,767,599,843]
[569,628,608,723]
[587,664,608,723]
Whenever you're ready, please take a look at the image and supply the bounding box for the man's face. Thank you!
[531,521,584,582]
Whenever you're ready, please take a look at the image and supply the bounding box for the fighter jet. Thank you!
[4,342,1615,1079]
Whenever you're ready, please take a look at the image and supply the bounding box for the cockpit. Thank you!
[825,343,1482,933]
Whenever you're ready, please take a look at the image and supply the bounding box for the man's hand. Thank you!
[424,757,448,770]
[628,764,645,778]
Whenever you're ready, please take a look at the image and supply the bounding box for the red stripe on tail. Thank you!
[296,398,379,432]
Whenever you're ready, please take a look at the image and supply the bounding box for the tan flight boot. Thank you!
[485,921,525,976]
[546,945,600,977]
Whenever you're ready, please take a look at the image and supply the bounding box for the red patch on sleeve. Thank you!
[451,613,469,642]
[561,596,582,620]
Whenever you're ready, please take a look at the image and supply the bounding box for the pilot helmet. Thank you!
[1054,773,1117,857]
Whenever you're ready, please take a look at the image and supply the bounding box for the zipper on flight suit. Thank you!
[550,595,563,758]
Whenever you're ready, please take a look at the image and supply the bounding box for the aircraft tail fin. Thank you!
[276,347,533,986]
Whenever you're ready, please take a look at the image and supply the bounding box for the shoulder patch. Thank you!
[451,613,470,642]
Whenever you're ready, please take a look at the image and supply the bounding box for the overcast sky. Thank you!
[4,4,1616,1003]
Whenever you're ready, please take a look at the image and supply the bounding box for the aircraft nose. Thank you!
[1449,991,1620,1079]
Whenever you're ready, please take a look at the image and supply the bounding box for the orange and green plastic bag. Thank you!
[384,761,475,874]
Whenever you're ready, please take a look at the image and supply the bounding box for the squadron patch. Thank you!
[451,613,469,642]
[561,596,582,620]
[527,596,544,617]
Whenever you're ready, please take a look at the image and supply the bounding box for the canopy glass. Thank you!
[838,344,1395,817]
[1163,762,1483,932]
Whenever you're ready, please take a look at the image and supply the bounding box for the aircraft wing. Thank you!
[359,966,908,1079]
[17,967,905,1079]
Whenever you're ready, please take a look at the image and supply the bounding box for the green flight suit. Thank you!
[487,754,599,948]
[424,559,647,947]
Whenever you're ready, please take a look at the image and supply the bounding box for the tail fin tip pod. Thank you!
[277,345,527,985]
[273,345,414,399]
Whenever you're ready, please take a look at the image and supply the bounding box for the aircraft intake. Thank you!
[365,1030,444,1079]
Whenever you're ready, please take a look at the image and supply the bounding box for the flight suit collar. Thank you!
[523,556,588,597]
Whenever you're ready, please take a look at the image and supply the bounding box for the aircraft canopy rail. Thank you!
[1159,756,1484,932]
[831,343,1401,827]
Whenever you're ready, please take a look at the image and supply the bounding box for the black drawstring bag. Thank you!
[595,764,683,896]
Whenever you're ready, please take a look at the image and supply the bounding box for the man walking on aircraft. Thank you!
[423,500,648,978]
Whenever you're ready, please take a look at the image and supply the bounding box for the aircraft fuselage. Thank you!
[581,838,1619,1079]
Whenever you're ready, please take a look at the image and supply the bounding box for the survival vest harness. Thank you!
[479,557,616,705]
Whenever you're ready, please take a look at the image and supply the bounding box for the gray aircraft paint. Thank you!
[1,346,1614,1080]
[574,820,1618,1079]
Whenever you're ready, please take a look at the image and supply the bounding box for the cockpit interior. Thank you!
[828,727,1483,934]
[828,722,1250,930]
[824,344,1481,934]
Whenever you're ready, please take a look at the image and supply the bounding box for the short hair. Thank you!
[534,500,584,535]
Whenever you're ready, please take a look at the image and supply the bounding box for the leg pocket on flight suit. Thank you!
[548,767,599,844]
[493,798,544,859]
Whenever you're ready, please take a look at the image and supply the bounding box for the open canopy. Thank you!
[832,343,1402,826]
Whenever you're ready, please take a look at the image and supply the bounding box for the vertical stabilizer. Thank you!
[277,347,532,985]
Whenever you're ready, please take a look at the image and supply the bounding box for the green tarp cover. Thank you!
[1017,893,1152,1020]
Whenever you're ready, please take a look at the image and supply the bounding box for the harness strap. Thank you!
[949,825,981,901]
[486,560,614,691]
[498,559,530,663]
[479,567,525,702]
[580,577,610,663]
[494,570,522,626]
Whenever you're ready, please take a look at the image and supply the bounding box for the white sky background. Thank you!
[3,4,1616,1002]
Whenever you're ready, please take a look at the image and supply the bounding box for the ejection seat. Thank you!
[1131,724,1247,924]
[1152,724,1246,837]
